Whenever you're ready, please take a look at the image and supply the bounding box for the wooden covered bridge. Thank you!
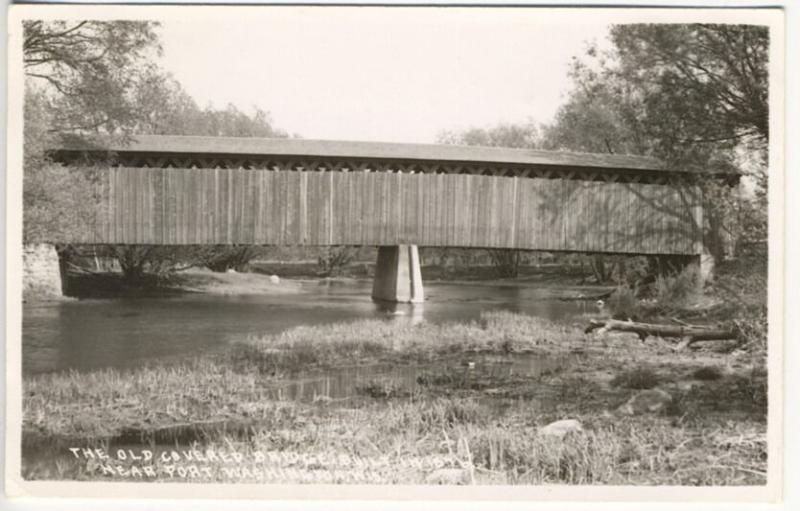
[53,135,719,303]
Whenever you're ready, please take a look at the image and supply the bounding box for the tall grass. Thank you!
[653,265,701,311]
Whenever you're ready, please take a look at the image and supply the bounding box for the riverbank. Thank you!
[62,267,304,298]
[22,311,767,485]
[60,264,609,300]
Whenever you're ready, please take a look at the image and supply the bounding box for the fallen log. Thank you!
[557,289,616,302]
[584,318,737,344]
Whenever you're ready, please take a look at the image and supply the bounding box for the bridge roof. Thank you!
[58,135,670,172]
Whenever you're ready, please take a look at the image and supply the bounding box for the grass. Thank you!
[21,311,768,485]
[230,311,578,373]
[610,368,661,389]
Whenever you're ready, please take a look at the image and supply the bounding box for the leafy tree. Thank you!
[22,21,162,247]
[318,247,357,277]
[540,58,651,155]
[23,88,107,245]
[132,71,287,138]
[436,121,540,149]
[23,20,161,137]
[22,21,286,279]
[610,24,768,155]
[543,24,768,269]
[203,246,265,273]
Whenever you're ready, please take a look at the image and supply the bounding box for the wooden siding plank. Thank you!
[87,166,701,255]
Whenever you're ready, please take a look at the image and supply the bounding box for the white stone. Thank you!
[537,419,583,439]
[269,274,280,284]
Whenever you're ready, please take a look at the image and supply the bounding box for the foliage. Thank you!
[542,24,768,268]
[110,245,208,283]
[436,121,540,149]
[609,256,651,288]
[22,21,287,279]
[204,246,269,273]
[539,26,769,361]
[610,24,768,153]
[607,286,641,320]
[540,66,649,155]
[131,71,288,138]
[486,249,522,278]
[22,21,160,245]
[652,265,701,311]
[23,89,96,244]
[711,254,768,355]
[587,254,650,286]
[23,20,161,137]
[317,246,357,277]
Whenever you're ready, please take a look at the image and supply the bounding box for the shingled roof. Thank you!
[56,135,669,172]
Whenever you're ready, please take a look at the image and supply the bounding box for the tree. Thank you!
[436,121,540,149]
[22,21,287,279]
[318,247,357,277]
[23,20,161,137]
[23,21,162,247]
[540,59,651,155]
[545,24,768,162]
[610,24,768,153]
[131,71,288,139]
[542,24,769,269]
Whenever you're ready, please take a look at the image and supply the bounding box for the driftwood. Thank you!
[584,319,737,349]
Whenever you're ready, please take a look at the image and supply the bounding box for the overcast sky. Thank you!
[156,9,610,143]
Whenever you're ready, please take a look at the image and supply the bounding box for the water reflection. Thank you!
[23,280,591,375]
[373,300,425,325]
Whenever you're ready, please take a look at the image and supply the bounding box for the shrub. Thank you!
[653,265,700,310]
[205,246,267,272]
[318,246,356,276]
[608,286,641,320]
[486,249,522,278]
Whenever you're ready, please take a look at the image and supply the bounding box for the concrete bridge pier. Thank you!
[371,245,424,304]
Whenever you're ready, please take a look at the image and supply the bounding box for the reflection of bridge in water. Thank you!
[54,135,724,303]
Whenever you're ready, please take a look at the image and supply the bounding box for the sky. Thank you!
[156,9,611,144]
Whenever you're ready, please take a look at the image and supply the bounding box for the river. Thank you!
[22,279,599,375]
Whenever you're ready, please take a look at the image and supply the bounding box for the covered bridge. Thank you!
[53,135,719,302]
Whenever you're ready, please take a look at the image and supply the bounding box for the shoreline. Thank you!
[43,265,614,302]
[21,311,766,485]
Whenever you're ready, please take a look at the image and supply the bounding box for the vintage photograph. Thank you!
[6,4,782,497]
